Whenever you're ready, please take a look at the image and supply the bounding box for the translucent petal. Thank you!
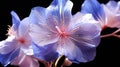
[0,36,20,66]
[32,43,59,62]
[18,17,30,37]
[63,0,73,25]
[0,36,18,54]
[106,1,118,12]
[12,51,39,67]
[0,47,20,66]
[47,0,73,26]
[69,14,101,47]
[57,39,86,63]
[29,24,58,46]
[74,41,96,62]
[103,5,120,28]
[102,1,120,28]
[29,7,46,24]
[67,14,100,61]
[81,0,106,23]
[20,45,33,55]
[11,11,20,31]
[29,6,57,32]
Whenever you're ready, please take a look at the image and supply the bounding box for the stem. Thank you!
[113,29,120,34]
[101,33,113,38]
[113,34,120,38]
[101,29,120,38]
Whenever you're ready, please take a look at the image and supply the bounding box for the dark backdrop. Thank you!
[0,0,120,67]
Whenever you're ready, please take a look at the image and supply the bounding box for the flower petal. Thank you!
[48,0,73,25]
[103,6,120,28]
[11,11,20,31]
[20,45,34,55]
[106,1,118,12]
[29,7,46,24]
[67,14,100,62]
[63,0,73,25]
[74,42,96,62]
[69,14,100,47]
[102,1,120,28]
[81,0,106,23]
[57,39,86,63]
[0,36,18,54]
[0,48,20,66]
[11,50,39,67]
[32,43,59,62]
[18,17,30,37]
[29,24,58,46]
[0,36,20,66]
[29,7,58,33]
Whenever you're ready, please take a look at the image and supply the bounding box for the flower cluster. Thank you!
[0,0,120,67]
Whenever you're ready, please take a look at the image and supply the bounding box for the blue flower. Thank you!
[29,0,101,63]
[102,1,120,28]
[81,0,105,22]
[0,11,39,67]
[81,0,120,29]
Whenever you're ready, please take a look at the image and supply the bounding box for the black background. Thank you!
[0,0,120,67]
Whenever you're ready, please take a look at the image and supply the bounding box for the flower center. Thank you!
[18,38,26,44]
[55,26,68,38]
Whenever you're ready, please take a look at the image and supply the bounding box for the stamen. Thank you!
[55,26,62,34]
[7,26,17,36]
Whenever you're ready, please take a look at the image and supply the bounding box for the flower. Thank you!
[81,0,120,29]
[11,50,39,67]
[102,1,120,28]
[29,0,100,63]
[0,11,39,67]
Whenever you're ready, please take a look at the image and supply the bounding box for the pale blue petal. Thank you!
[50,0,66,16]
[102,1,120,28]
[11,11,20,31]
[68,14,100,62]
[29,24,58,47]
[29,7,46,25]
[106,1,118,11]
[0,36,20,66]
[106,1,120,14]
[0,36,18,54]
[57,39,86,63]
[69,14,101,47]
[12,51,39,67]
[67,13,100,62]
[81,0,105,22]
[63,0,73,25]
[117,2,120,13]
[32,43,59,62]
[0,48,20,66]
[20,45,34,55]
[74,42,96,62]
[69,26,99,62]
[47,0,72,26]
[18,17,30,37]
[29,7,57,31]
[70,21,100,47]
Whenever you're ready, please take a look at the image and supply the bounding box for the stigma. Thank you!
[55,26,68,38]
